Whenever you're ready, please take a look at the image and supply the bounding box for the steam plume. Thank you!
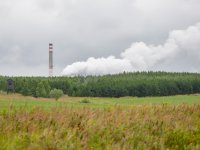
[62,23,200,76]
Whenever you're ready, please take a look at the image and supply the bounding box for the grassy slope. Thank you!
[0,93,200,110]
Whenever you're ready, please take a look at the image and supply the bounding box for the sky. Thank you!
[0,0,200,76]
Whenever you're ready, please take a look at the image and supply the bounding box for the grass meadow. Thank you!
[0,93,200,149]
[1,93,200,110]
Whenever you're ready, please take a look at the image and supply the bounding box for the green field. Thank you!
[0,94,200,149]
[0,93,200,110]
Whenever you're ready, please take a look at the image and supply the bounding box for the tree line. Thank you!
[1,72,200,98]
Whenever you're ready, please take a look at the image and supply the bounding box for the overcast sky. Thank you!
[0,0,200,76]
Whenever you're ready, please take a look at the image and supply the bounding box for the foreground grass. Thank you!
[0,105,200,149]
[0,94,200,149]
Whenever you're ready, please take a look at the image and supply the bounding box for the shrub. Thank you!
[49,89,64,101]
[80,98,90,103]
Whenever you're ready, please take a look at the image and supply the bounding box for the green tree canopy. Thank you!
[49,89,64,101]
[36,82,47,97]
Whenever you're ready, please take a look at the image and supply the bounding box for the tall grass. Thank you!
[0,104,200,149]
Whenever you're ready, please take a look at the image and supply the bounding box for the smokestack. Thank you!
[49,43,53,77]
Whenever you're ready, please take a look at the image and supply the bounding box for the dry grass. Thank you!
[0,104,200,149]
[0,93,49,101]
[0,93,89,103]
[0,94,200,149]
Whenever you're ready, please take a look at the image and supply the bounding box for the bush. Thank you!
[80,98,90,103]
[49,89,64,101]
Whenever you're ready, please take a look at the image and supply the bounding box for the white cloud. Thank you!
[0,0,200,76]
[62,23,200,76]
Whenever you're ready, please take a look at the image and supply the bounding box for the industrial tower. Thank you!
[49,43,53,77]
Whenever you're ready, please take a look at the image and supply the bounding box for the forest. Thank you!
[1,72,200,98]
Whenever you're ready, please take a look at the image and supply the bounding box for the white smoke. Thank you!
[62,23,200,76]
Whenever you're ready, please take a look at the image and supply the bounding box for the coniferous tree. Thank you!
[36,82,47,97]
